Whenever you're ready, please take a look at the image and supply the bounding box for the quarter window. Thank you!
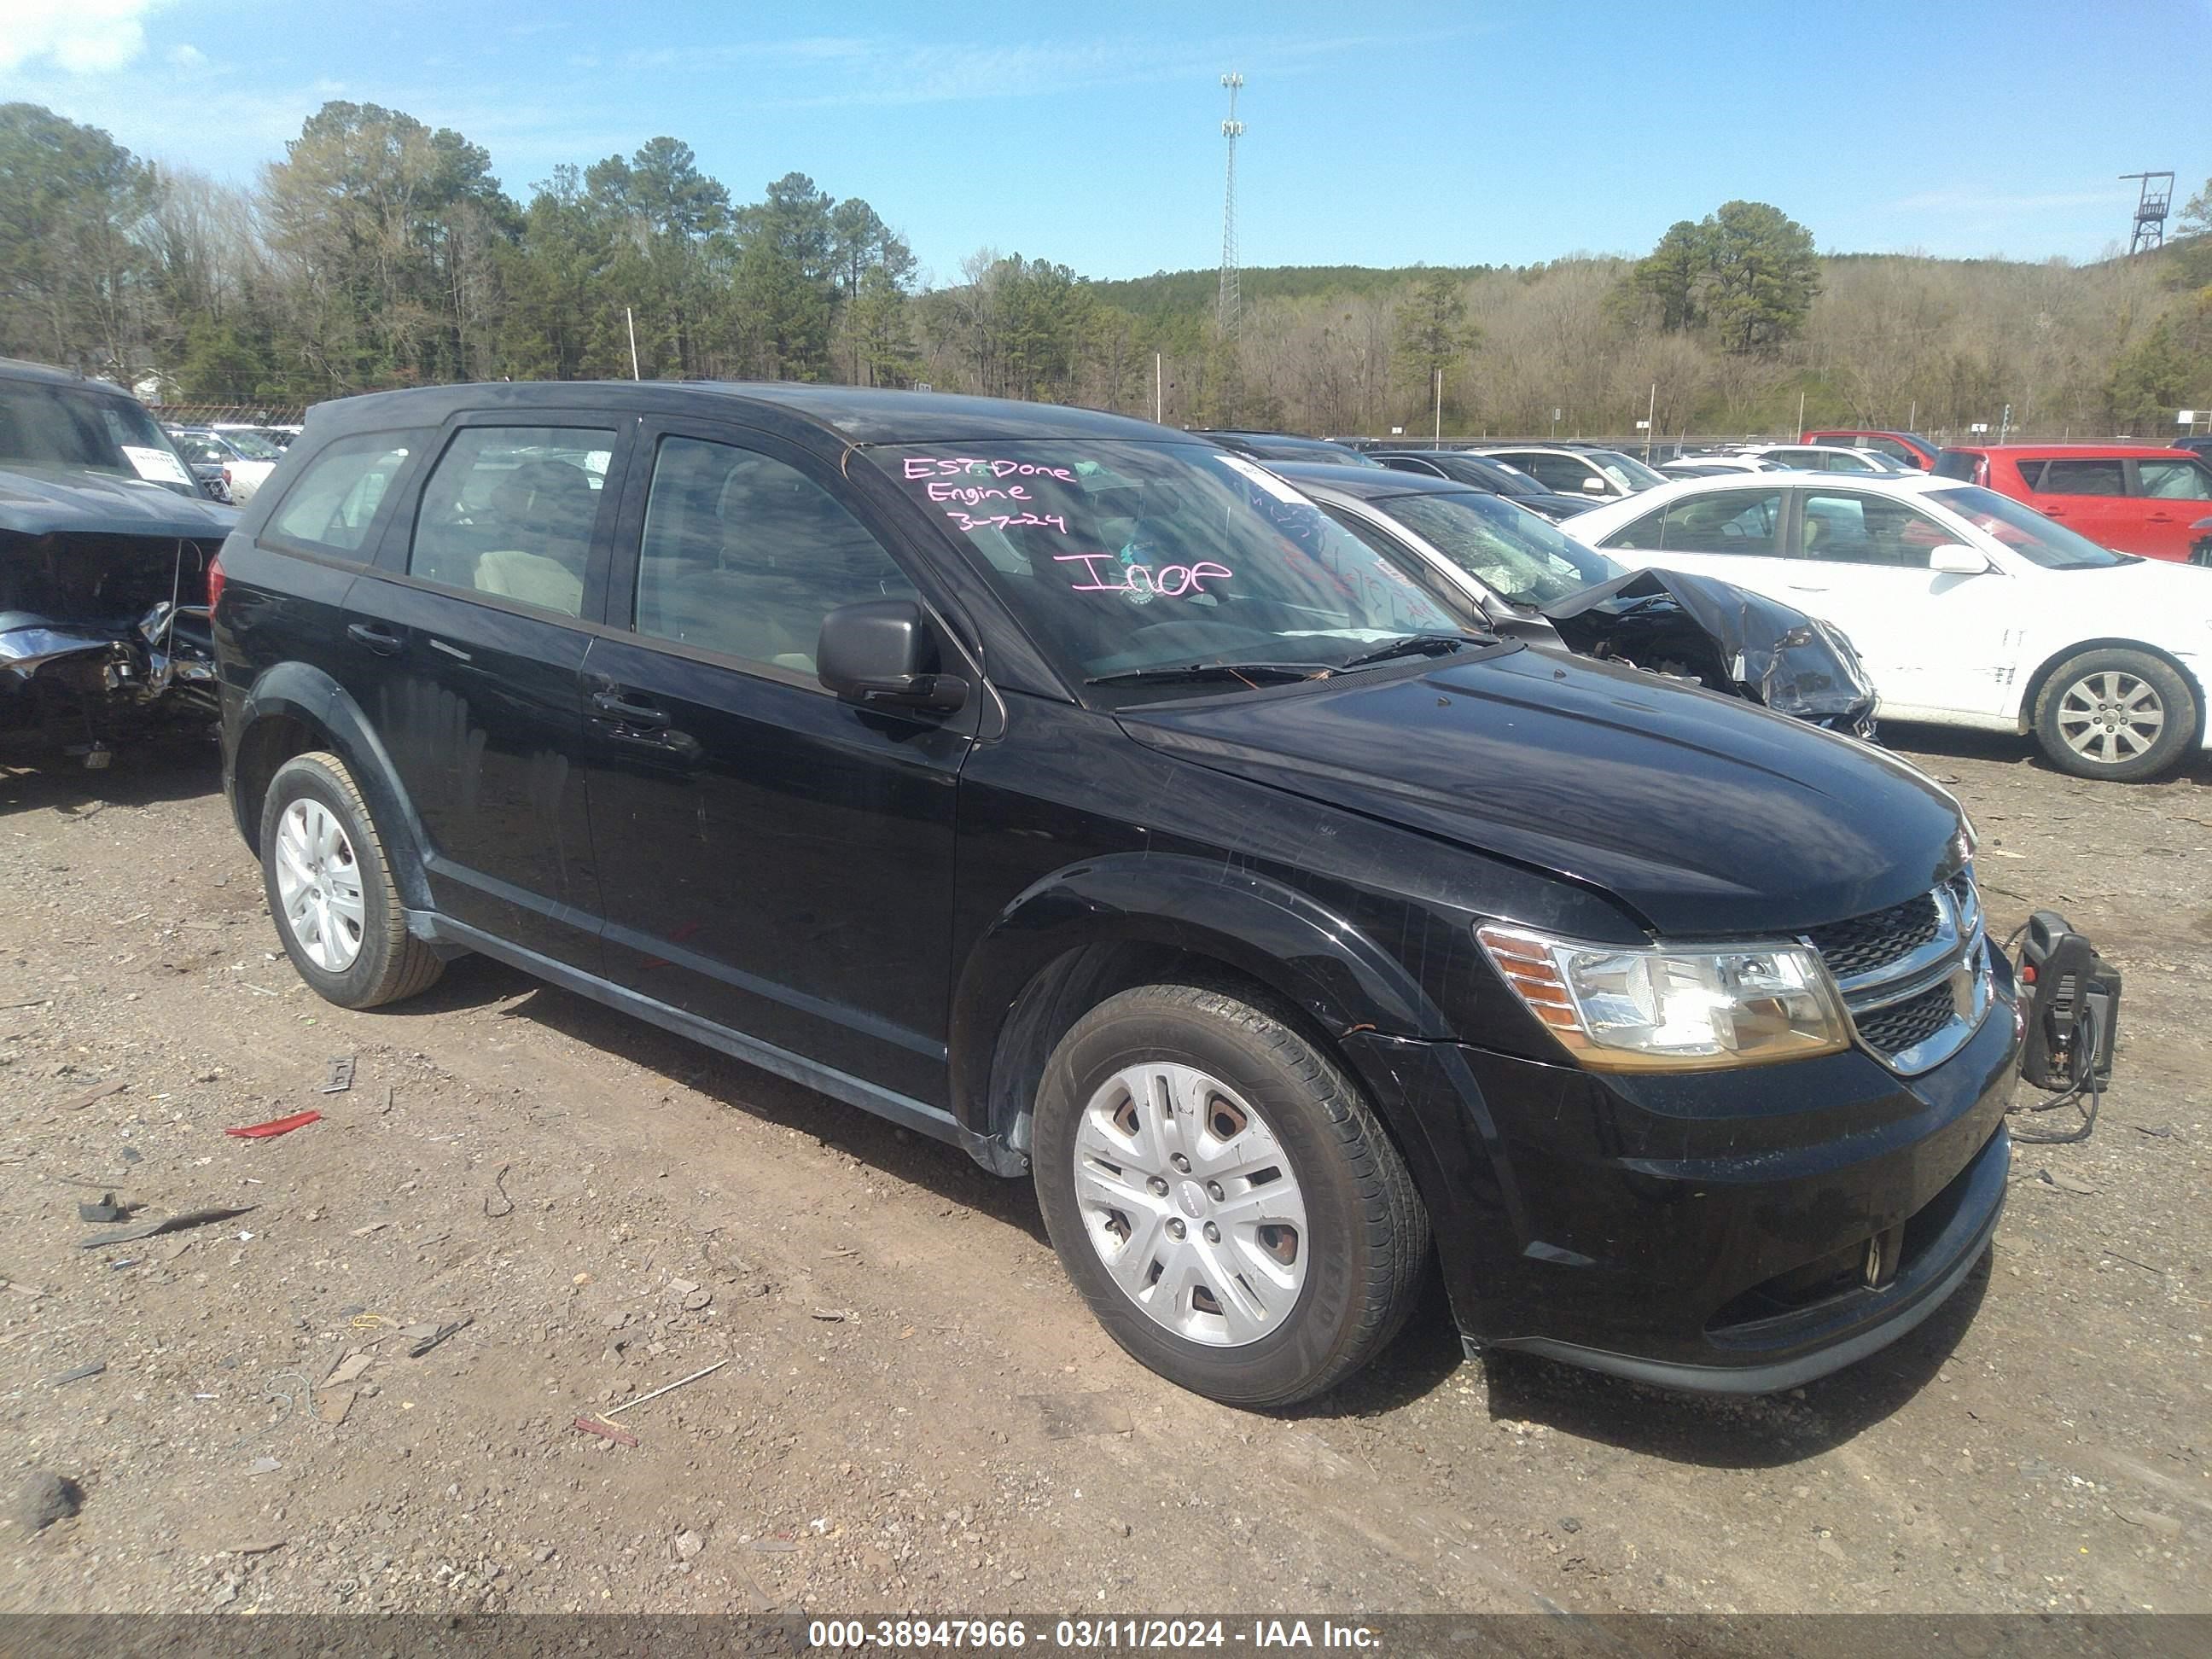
[2034,458,2126,497]
[1799,492,1951,568]
[632,435,914,676]
[409,426,614,618]
[1503,452,1599,494]
[1604,489,1783,555]
[269,431,424,556]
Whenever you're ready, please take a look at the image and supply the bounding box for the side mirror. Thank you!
[1581,475,1607,493]
[1929,544,1993,576]
[817,599,968,712]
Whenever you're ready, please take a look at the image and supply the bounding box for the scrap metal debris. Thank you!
[225,1109,321,1139]
[321,1056,354,1095]
[402,1316,472,1359]
[59,1080,128,1113]
[76,1192,130,1224]
[79,1205,256,1249]
[601,1359,727,1418]
[49,1362,105,1388]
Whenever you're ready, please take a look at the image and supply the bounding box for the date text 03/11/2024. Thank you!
[805,1617,1382,1650]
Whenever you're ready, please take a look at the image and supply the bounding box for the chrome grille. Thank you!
[1802,866,1991,1076]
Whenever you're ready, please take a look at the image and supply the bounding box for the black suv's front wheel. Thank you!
[1032,983,1428,1407]
[259,750,444,1009]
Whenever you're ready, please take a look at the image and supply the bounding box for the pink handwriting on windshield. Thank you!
[928,480,1032,505]
[904,457,1077,483]
[946,509,1069,533]
[1055,553,1231,597]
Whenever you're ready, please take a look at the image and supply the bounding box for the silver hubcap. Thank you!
[2057,670,2163,765]
[1071,1062,1308,1347]
[273,798,365,972]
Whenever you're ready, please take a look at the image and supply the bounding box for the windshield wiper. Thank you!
[1086,661,1324,690]
[1335,632,1489,672]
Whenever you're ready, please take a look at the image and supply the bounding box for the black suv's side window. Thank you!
[408,426,615,618]
[632,435,915,676]
[267,431,423,556]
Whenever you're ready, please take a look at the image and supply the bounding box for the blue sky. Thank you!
[4,0,2208,283]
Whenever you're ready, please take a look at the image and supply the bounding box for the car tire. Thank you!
[259,750,444,1009]
[1031,982,1428,1407]
[2032,649,2197,782]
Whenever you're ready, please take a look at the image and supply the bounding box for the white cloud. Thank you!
[167,43,207,70]
[0,0,173,77]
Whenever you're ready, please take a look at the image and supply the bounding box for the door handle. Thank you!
[1787,584,1829,593]
[591,689,672,728]
[2146,512,2175,523]
[346,621,405,655]
[2041,506,2067,517]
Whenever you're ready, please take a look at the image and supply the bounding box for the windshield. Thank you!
[872,440,1471,687]
[218,428,284,460]
[0,380,200,496]
[1929,486,2128,570]
[1586,450,1667,491]
[1446,453,1545,496]
[1367,490,1625,607]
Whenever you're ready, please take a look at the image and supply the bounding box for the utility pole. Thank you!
[626,307,641,381]
[1154,352,1163,424]
[1217,73,1245,337]
[1795,389,1806,443]
[1645,382,1656,463]
[1433,368,1443,445]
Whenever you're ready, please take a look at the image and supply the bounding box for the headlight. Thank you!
[1476,923,1851,1072]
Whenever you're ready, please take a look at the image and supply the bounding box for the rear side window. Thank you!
[2035,458,2126,497]
[1604,488,1783,555]
[267,431,424,556]
[632,435,914,676]
[2135,457,2212,499]
[409,426,614,618]
[2011,459,2046,490]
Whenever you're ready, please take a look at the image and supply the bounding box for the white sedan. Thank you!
[1569,471,2212,781]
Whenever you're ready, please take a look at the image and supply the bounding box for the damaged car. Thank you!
[1274,461,1878,737]
[0,358,238,763]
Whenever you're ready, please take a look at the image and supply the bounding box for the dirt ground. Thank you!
[0,724,2205,1620]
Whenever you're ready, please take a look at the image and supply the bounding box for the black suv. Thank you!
[213,382,2020,1406]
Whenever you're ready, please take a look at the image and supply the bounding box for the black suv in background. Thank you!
[212,382,2020,1406]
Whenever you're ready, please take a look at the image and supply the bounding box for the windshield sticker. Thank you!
[120,445,193,486]
[1056,552,1231,598]
[1210,451,1307,504]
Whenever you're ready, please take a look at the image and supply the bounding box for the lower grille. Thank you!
[1853,981,1958,1062]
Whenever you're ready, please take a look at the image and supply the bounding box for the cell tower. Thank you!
[2122,171,2174,255]
[1217,72,1244,335]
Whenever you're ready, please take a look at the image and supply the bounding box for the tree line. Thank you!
[3,97,2208,442]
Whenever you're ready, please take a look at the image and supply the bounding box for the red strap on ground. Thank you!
[224,1109,322,1138]
[573,1416,638,1447]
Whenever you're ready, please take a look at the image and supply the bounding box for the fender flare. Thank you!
[947,850,1455,1142]
[231,661,436,912]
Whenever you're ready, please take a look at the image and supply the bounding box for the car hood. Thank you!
[1116,644,1963,938]
[0,464,238,538]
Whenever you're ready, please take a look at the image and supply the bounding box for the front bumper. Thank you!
[1346,944,2021,1393]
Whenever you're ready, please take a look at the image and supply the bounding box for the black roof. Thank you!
[1268,460,1486,504]
[309,380,1181,447]
[0,357,134,396]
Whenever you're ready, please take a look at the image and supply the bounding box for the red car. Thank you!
[1934,443,2212,563]
[1801,429,1941,470]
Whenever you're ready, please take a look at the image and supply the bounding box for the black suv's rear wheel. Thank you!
[1032,983,1428,1407]
[259,751,443,1008]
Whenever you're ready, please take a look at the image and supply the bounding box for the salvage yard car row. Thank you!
[0,361,2160,1415]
